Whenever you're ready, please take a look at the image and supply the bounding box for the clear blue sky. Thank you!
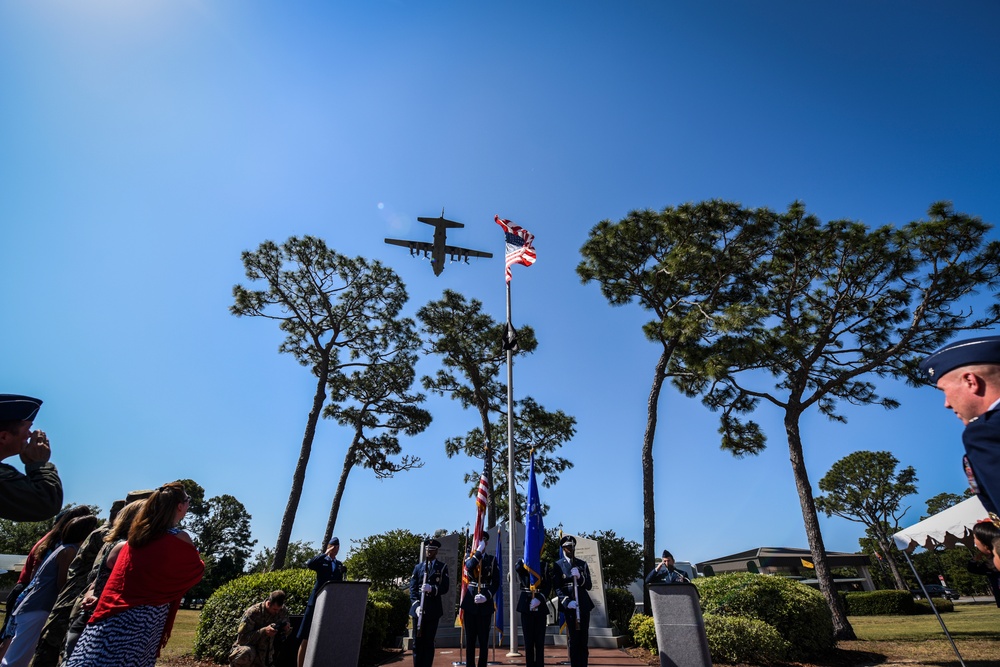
[2,1,998,567]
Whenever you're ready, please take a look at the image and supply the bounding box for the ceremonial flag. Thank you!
[502,320,519,352]
[523,451,545,590]
[472,468,489,548]
[459,527,470,627]
[495,215,536,283]
[557,526,567,634]
[494,530,504,641]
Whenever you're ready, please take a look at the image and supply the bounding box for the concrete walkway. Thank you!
[385,647,650,667]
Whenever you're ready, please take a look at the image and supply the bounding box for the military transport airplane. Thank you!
[384,212,493,276]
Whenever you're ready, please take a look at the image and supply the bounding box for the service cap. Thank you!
[919,336,1000,382]
[0,395,42,422]
[424,538,441,549]
[662,550,674,559]
[560,535,577,548]
[329,537,340,546]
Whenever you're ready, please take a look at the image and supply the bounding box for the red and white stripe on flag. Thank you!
[495,215,536,283]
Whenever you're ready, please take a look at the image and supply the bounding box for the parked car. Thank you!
[911,584,960,600]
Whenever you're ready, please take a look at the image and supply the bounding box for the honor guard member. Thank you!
[514,556,552,667]
[0,394,62,522]
[297,537,348,667]
[460,533,500,667]
[552,535,594,667]
[645,550,690,585]
[920,336,1000,532]
[409,538,450,667]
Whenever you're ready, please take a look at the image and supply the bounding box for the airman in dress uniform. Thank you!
[409,538,450,667]
[0,394,62,522]
[460,533,499,667]
[645,550,690,585]
[514,555,551,667]
[920,335,1000,532]
[551,535,593,667]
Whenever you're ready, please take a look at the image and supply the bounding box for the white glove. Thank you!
[474,593,487,604]
[416,606,423,617]
[529,598,541,611]
[422,583,433,593]
[476,540,486,554]
[567,600,578,610]
[570,567,580,579]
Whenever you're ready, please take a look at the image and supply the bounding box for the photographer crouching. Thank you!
[229,590,293,667]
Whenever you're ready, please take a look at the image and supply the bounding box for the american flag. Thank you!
[472,469,489,548]
[495,215,536,283]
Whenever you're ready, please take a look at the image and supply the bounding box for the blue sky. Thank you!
[2,1,998,567]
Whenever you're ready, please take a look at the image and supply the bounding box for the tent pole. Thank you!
[901,550,965,667]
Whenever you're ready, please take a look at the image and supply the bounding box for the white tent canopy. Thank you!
[892,495,988,554]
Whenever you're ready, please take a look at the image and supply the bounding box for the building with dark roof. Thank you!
[696,546,875,591]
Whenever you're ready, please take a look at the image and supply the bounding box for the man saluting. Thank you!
[0,394,62,521]
[409,538,450,667]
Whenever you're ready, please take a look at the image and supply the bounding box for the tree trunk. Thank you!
[641,348,670,614]
[874,533,909,591]
[784,412,856,641]
[272,362,328,570]
[323,436,360,547]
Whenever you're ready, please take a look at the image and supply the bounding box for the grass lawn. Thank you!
[161,608,204,661]
[841,603,1000,665]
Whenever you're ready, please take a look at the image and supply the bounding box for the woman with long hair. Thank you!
[66,482,203,667]
[63,499,147,660]
[1,515,99,667]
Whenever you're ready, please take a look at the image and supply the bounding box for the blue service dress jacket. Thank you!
[460,551,500,616]
[963,408,1000,516]
[552,556,594,614]
[409,559,450,619]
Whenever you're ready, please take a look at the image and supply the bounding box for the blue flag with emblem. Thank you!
[523,451,545,590]
[494,528,504,641]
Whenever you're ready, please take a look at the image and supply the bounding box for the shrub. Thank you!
[914,598,954,614]
[194,569,314,662]
[369,587,411,644]
[694,573,834,660]
[628,614,656,654]
[605,587,636,637]
[195,570,406,663]
[703,613,790,665]
[843,590,916,615]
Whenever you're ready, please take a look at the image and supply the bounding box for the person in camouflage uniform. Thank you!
[229,590,292,667]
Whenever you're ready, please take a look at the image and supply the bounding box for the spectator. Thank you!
[1,515,99,667]
[969,520,1000,607]
[229,590,292,667]
[65,482,204,667]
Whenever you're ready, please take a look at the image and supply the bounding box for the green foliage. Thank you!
[189,494,256,600]
[194,569,314,662]
[247,540,317,573]
[195,570,401,663]
[232,236,417,569]
[695,573,834,659]
[914,598,954,614]
[580,530,642,589]
[843,590,916,615]
[603,587,636,636]
[922,490,973,521]
[369,587,411,641]
[628,614,656,653]
[702,613,790,664]
[344,529,423,591]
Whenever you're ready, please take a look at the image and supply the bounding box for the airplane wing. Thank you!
[444,245,493,259]
[385,238,433,252]
[417,216,464,229]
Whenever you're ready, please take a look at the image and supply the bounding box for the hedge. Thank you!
[914,597,954,614]
[194,570,411,663]
[842,590,916,616]
[604,587,635,637]
[702,613,790,665]
[628,614,656,653]
[694,573,834,660]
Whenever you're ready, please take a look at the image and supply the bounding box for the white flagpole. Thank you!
[505,279,520,657]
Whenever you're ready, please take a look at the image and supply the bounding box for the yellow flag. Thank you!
[801,558,814,569]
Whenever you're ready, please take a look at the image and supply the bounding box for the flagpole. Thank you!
[505,279,520,657]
